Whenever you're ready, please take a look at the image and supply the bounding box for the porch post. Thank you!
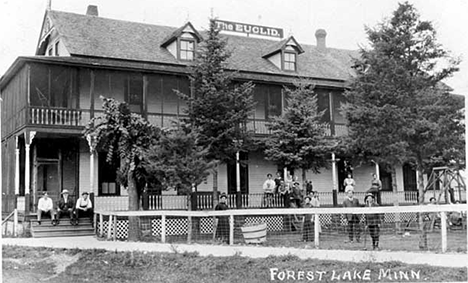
[374,161,381,205]
[331,153,338,207]
[86,135,96,206]
[14,136,20,201]
[236,150,241,208]
[24,131,35,214]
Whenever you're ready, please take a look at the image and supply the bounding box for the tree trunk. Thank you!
[302,168,307,192]
[212,164,219,208]
[391,166,401,234]
[416,161,427,250]
[127,170,141,241]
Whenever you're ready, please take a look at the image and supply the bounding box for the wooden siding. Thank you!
[1,65,28,139]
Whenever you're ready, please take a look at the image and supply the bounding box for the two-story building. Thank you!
[1,5,424,213]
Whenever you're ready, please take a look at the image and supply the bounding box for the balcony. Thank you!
[20,107,348,138]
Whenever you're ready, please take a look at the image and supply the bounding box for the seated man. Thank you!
[37,192,56,225]
[56,189,75,225]
[75,192,93,224]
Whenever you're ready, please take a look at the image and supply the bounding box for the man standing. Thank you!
[343,189,361,243]
[37,192,55,225]
[263,173,276,207]
[364,193,383,250]
[56,189,75,225]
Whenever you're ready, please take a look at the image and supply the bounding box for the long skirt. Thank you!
[303,220,315,241]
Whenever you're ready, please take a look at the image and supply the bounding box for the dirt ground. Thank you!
[2,246,467,283]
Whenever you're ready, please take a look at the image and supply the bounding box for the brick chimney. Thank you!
[315,29,327,50]
[86,5,99,16]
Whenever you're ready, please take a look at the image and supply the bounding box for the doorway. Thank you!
[227,152,249,194]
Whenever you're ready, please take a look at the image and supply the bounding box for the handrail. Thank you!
[95,203,466,217]
[2,209,16,226]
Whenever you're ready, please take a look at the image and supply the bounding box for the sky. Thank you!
[1,0,467,95]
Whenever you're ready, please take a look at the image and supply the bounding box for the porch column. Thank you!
[331,153,338,206]
[14,136,20,196]
[236,150,241,208]
[24,131,35,214]
[14,136,20,210]
[375,162,380,179]
[86,135,96,205]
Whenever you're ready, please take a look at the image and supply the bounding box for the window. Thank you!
[98,153,120,196]
[125,74,143,113]
[47,48,53,56]
[180,39,194,61]
[283,52,296,71]
[54,41,59,56]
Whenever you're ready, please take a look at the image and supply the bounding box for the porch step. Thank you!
[30,218,94,238]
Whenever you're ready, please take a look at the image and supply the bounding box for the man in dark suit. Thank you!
[56,189,75,225]
[343,189,361,243]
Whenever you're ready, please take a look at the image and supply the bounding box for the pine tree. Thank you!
[144,128,216,195]
[265,80,334,186]
[341,2,464,250]
[179,19,255,202]
[342,2,464,202]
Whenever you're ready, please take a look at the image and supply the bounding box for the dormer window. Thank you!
[179,39,195,61]
[283,51,296,71]
[161,22,203,62]
[262,36,304,72]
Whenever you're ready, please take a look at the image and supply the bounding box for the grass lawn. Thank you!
[2,245,467,283]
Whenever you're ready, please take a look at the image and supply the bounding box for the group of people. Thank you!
[262,172,315,209]
[342,173,384,250]
[343,189,384,250]
[36,190,93,226]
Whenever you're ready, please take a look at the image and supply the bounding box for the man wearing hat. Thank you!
[56,189,75,225]
[364,193,384,250]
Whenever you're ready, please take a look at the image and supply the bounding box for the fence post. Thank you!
[229,214,234,245]
[440,211,447,253]
[99,213,103,237]
[314,213,320,248]
[13,209,18,237]
[332,190,338,207]
[161,215,166,243]
[107,215,113,240]
[113,215,117,241]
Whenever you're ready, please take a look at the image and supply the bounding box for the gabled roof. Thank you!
[160,22,203,47]
[43,10,358,82]
[262,36,304,58]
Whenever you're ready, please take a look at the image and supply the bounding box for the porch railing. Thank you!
[29,107,85,126]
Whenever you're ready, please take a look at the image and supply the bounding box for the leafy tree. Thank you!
[143,128,216,195]
[84,97,160,241]
[265,80,334,186]
[341,2,464,250]
[178,19,255,203]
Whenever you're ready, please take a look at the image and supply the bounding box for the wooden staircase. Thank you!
[30,217,94,238]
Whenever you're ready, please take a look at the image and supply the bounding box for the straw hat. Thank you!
[61,189,70,194]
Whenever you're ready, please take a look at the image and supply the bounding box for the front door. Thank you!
[227,152,249,194]
[37,162,60,202]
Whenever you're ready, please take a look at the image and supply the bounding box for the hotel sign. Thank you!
[215,20,283,38]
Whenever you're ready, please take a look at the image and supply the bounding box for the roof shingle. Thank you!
[48,10,358,81]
